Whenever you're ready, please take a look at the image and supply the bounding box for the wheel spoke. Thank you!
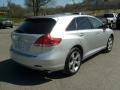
[107,37,113,51]
[75,53,80,60]
[69,51,81,73]
[69,60,74,69]
[71,63,76,72]
[74,60,80,66]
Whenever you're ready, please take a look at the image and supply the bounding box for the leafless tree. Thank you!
[25,0,51,16]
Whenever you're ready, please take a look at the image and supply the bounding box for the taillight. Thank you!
[34,34,62,46]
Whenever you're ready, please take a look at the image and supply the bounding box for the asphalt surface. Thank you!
[0,27,120,90]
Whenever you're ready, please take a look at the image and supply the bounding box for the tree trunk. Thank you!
[35,0,39,16]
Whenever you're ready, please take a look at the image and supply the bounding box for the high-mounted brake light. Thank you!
[34,34,62,46]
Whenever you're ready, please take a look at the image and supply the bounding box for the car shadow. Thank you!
[0,52,103,86]
[82,51,104,64]
[0,59,53,85]
[0,59,69,86]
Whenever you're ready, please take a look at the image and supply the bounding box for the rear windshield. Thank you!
[104,14,114,18]
[15,18,56,34]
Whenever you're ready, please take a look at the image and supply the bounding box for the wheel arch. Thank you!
[71,45,84,60]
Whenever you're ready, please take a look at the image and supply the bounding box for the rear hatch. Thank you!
[11,18,57,56]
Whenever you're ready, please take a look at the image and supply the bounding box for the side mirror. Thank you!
[102,23,108,30]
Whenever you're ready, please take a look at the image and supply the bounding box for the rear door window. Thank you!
[15,18,56,34]
[76,17,92,30]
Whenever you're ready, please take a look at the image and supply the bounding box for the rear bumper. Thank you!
[10,48,65,71]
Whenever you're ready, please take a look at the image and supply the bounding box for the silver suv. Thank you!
[10,14,114,75]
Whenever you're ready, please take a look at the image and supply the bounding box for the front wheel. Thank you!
[104,36,114,53]
[64,47,82,75]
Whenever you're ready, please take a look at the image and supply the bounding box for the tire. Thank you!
[10,25,13,28]
[2,25,5,29]
[2,27,5,29]
[64,47,82,75]
[104,36,114,53]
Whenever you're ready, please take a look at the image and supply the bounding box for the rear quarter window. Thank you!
[15,18,56,34]
[66,19,77,31]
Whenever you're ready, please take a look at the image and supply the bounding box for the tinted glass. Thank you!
[67,19,76,31]
[15,18,56,34]
[88,17,103,29]
[104,14,114,18]
[117,14,120,20]
[118,14,120,17]
[76,17,92,30]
